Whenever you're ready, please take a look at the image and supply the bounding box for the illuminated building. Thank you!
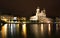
[30,7,52,23]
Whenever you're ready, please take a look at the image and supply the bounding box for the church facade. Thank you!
[30,7,53,23]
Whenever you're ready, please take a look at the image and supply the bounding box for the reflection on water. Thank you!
[1,24,7,38]
[56,24,58,31]
[41,24,44,35]
[0,23,60,38]
[48,24,51,35]
[22,24,27,38]
[30,24,39,38]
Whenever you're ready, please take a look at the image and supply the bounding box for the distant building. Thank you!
[30,7,52,23]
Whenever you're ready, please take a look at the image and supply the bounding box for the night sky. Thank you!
[0,0,60,17]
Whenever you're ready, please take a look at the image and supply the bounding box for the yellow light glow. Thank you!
[47,21,50,23]
[1,19,8,22]
[48,24,51,32]
[41,24,44,35]
[1,24,7,38]
[16,24,19,33]
[22,24,27,38]
[48,24,51,35]
[41,24,43,32]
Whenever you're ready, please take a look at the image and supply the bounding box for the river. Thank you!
[0,23,60,38]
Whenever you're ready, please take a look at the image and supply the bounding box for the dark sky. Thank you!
[0,0,60,17]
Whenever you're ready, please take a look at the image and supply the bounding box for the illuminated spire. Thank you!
[36,6,40,13]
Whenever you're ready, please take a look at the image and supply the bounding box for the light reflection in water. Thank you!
[11,24,14,35]
[48,24,51,35]
[41,24,44,35]
[48,24,51,32]
[16,24,19,33]
[2,24,7,38]
[32,24,39,38]
[56,24,58,31]
[22,24,27,38]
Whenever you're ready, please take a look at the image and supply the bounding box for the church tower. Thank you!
[36,7,40,20]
